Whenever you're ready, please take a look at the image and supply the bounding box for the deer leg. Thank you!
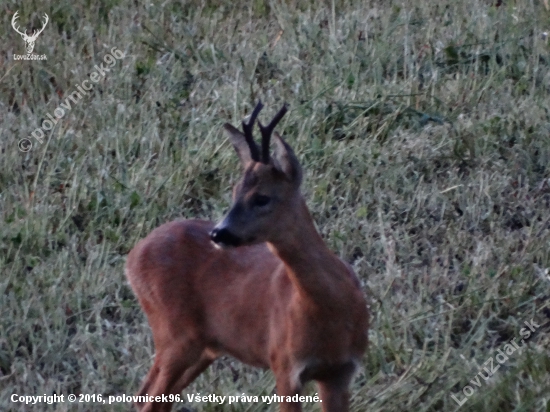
[170,354,214,398]
[135,356,213,412]
[275,374,303,412]
[136,340,206,412]
[134,361,160,409]
[316,376,353,412]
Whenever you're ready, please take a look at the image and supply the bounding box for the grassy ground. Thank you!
[1,0,550,411]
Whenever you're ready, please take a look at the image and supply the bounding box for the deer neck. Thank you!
[267,197,350,306]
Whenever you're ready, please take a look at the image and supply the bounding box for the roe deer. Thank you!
[126,101,369,412]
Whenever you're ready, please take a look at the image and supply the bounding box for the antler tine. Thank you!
[11,11,26,36]
[241,101,263,162]
[30,13,48,39]
[37,14,49,36]
[258,103,288,164]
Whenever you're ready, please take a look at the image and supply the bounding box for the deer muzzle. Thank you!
[210,227,242,248]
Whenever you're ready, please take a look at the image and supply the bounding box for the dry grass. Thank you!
[1,0,550,411]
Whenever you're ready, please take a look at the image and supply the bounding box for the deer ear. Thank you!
[223,123,256,166]
[272,132,302,187]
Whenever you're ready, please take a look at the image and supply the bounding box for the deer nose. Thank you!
[210,227,242,247]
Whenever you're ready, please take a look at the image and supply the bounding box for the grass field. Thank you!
[1,0,550,411]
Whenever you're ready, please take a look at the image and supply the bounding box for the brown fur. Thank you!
[126,109,369,412]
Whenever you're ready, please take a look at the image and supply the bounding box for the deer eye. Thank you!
[253,194,271,208]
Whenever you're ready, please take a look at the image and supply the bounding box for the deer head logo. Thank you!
[11,11,49,55]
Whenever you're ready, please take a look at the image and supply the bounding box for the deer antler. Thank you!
[30,13,49,40]
[258,103,288,164]
[241,101,263,162]
[11,11,27,37]
[11,12,48,40]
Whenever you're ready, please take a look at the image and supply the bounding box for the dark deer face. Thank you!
[210,102,303,248]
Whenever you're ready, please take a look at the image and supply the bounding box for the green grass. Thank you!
[1,0,550,411]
